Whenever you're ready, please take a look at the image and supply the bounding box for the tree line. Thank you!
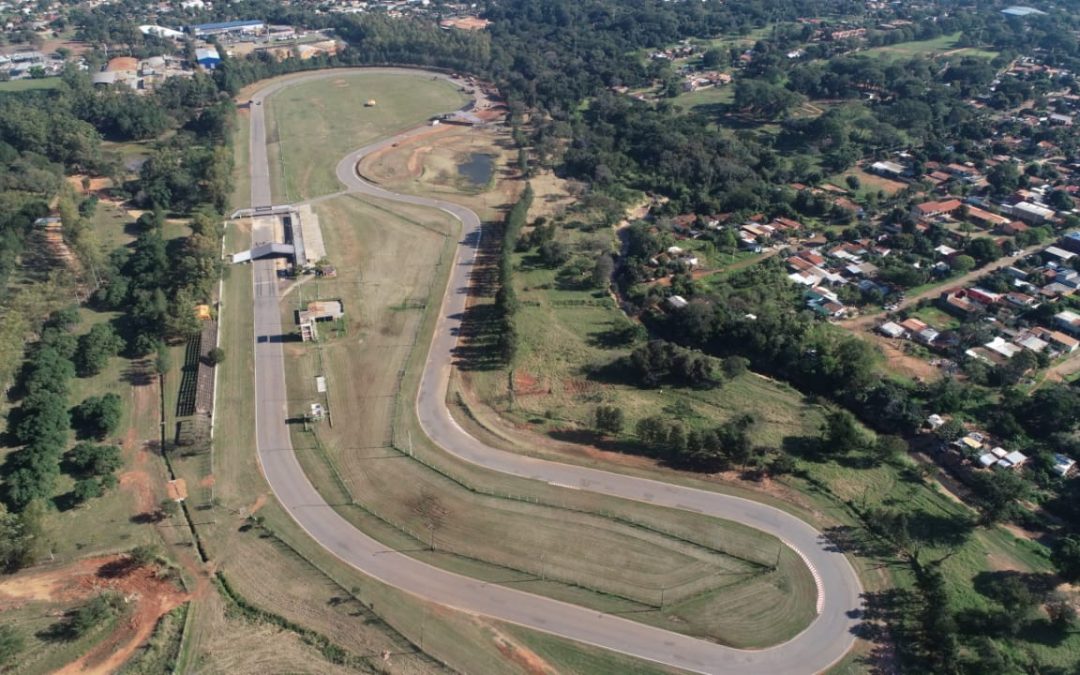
[493,184,533,363]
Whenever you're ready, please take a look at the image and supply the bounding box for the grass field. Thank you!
[0,77,61,93]
[208,100,694,673]
[859,32,999,61]
[827,167,907,198]
[278,191,817,646]
[674,85,734,114]
[4,595,124,674]
[264,71,468,201]
[468,232,823,450]
[909,305,961,331]
[357,123,523,222]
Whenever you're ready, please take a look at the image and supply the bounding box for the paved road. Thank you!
[245,69,863,674]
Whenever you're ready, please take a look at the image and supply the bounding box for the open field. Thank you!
[358,123,523,222]
[264,71,468,201]
[859,32,1000,61]
[827,167,907,198]
[467,233,823,450]
[674,85,734,114]
[0,77,61,93]
[278,191,817,646]
[210,115,690,673]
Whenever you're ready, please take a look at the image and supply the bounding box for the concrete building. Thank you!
[188,20,266,38]
[1011,201,1055,224]
[297,300,344,342]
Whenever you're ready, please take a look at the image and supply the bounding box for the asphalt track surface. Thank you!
[244,68,863,674]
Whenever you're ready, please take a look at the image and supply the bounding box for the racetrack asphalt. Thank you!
[243,68,864,674]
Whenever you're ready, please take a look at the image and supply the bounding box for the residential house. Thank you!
[878,321,905,338]
[1011,201,1055,224]
[1054,310,1080,335]
[965,206,1010,229]
[870,160,907,178]
[1052,453,1077,478]
[1041,329,1079,353]
[912,199,964,220]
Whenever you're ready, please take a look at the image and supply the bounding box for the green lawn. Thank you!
[0,77,61,93]
[265,71,468,201]
[860,32,999,61]
[674,85,734,114]
[909,305,961,331]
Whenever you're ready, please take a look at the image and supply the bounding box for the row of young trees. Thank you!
[3,310,80,510]
[2,307,127,515]
[493,184,532,363]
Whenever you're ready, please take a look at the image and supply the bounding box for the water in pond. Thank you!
[458,153,495,187]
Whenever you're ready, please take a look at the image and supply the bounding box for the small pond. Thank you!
[457,153,496,187]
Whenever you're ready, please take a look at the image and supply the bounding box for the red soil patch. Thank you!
[119,470,155,516]
[512,371,548,396]
[66,175,114,195]
[166,479,188,502]
[199,474,216,488]
[249,493,268,515]
[0,555,188,675]
[488,626,554,675]
[53,557,188,675]
[562,378,598,395]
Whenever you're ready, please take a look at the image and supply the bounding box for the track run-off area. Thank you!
[243,69,863,674]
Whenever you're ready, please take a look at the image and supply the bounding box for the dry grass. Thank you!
[265,72,468,201]
[278,191,818,646]
[358,123,526,222]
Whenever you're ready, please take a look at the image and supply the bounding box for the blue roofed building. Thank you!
[195,47,221,69]
[1060,231,1080,254]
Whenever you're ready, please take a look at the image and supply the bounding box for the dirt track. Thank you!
[0,555,188,675]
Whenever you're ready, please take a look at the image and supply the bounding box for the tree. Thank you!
[969,470,1027,523]
[74,323,123,377]
[820,409,867,454]
[701,48,725,69]
[0,624,24,669]
[872,435,907,464]
[1052,535,1080,583]
[987,162,1021,195]
[68,594,120,637]
[71,478,103,504]
[537,240,571,268]
[591,253,614,289]
[128,544,161,567]
[594,405,624,435]
[205,347,225,366]
[722,356,748,379]
[1047,189,1074,212]
[950,254,976,273]
[154,343,171,375]
[68,442,122,477]
[0,502,45,571]
[72,394,123,440]
[1046,591,1077,629]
